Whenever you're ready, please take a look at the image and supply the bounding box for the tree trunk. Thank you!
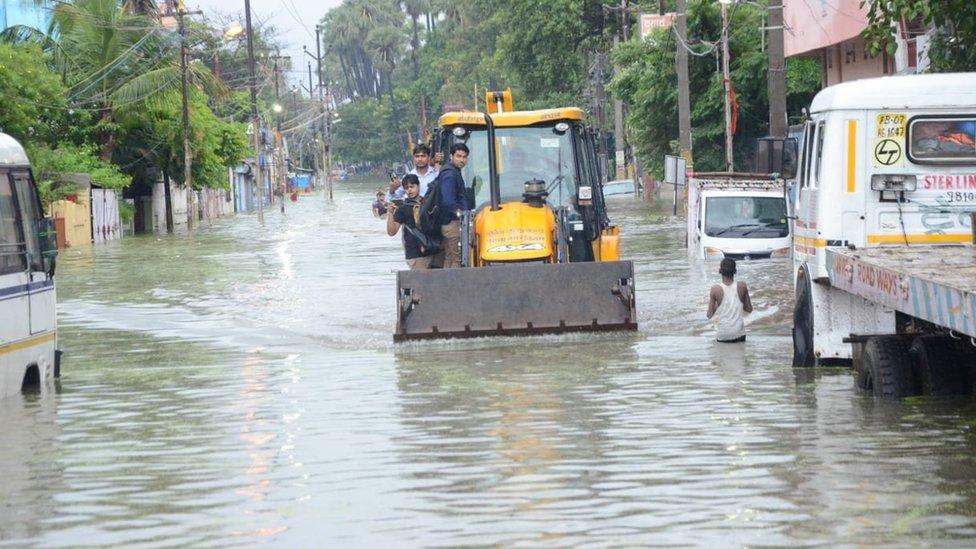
[411,16,420,78]
[98,110,116,162]
[338,54,355,98]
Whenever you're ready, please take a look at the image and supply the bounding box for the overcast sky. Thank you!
[188,0,344,86]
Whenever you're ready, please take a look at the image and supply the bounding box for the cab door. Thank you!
[11,172,54,335]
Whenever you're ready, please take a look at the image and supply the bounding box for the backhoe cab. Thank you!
[394,90,637,341]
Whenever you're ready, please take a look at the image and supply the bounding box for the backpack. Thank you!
[401,202,440,255]
[418,171,445,235]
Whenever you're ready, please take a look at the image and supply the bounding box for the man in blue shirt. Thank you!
[435,143,470,268]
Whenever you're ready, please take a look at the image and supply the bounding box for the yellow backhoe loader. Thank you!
[394,91,637,341]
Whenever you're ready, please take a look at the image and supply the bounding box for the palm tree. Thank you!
[40,0,213,160]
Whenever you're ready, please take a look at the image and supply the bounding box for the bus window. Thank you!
[12,173,41,272]
[0,176,27,274]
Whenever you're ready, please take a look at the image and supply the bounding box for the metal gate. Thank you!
[91,188,121,243]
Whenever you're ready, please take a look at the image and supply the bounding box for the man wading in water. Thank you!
[706,258,753,342]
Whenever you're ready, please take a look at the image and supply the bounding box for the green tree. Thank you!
[0,42,76,145]
[862,0,976,71]
[611,0,820,174]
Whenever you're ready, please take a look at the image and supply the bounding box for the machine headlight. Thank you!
[870,174,917,192]
[770,247,791,258]
[704,246,724,259]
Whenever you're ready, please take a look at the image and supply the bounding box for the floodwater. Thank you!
[4,180,976,546]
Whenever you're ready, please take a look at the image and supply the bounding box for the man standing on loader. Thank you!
[433,143,470,268]
[387,175,434,270]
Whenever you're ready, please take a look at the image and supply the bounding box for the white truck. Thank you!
[687,172,792,260]
[791,73,976,398]
[0,133,60,398]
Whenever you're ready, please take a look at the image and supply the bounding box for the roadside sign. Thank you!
[640,13,676,40]
[665,155,686,185]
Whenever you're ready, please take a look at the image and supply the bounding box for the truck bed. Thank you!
[826,245,976,338]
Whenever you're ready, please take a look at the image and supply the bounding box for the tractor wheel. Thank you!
[909,335,971,396]
[859,336,917,399]
[792,269,815,368]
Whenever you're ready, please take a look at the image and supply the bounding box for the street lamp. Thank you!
[272,103,283,113]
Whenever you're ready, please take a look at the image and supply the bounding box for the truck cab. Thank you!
[792,73,976,367]
[688,174,792,260]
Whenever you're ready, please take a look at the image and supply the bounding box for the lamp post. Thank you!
[719,0,734,172]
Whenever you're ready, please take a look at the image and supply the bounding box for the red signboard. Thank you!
[640,13,675,39]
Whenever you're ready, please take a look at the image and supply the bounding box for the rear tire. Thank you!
[792,268,815,368]
[859,336,917,399]
[909,335,971,396]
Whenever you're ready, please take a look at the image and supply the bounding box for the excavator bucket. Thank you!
[394,260,637,342]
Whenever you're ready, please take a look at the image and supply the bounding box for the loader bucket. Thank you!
[394,260,637,342]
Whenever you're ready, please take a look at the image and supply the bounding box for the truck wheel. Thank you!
[792,269,815,368]
[909,335,971,396]
[859,336,917,399]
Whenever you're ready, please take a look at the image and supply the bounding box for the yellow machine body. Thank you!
[474,202,556,264]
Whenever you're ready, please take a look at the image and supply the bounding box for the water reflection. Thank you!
[0,181,974,544]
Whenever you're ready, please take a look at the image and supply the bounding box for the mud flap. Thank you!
[395,260,637,341]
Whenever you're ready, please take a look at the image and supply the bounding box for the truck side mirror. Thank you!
[755,137,798,179]
[36,217,58,277]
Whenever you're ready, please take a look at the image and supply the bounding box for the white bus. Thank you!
[0,133,59,398]
[791,73,976,376]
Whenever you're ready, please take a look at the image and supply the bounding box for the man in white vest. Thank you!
[706,258,753,343]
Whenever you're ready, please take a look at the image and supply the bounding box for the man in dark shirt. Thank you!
[372,190,387,217]
[386,174,430,270]
[434,143,470,268]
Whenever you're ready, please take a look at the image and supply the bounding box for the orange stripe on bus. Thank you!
[846,119,857,193]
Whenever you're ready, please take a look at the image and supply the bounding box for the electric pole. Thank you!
[721,0,734,172]
[272,51,290,213]
[175,3,202,230]
[244,0,264,222]
[613,34,626,180]
[767,0,787,138]
[675,0,693,166]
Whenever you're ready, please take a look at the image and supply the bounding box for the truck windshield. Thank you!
[461,125,578,208]
[704,196,788,238]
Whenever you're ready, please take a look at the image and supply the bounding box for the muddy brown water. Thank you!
[3,180,976,546]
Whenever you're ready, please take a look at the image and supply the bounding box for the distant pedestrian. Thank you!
[432,142,469,268]
[387,174,435,270]
[706,258,752,342]
[372,191,388,217]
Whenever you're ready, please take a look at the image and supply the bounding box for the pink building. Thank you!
[784,0,931,86]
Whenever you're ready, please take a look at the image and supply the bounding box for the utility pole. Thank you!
[304,28,330,201]
[272,50,290,213]
[767,0,787,138]
[176,3,202,230]
[613,35,625,180]
[244,0,264,222]
[720,0,734,172]
[675,0,693,166]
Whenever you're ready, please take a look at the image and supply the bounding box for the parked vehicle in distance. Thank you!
[602,179,637,196]
[791,73,976,398]
[0,133,60,398]
[687,173,792,260]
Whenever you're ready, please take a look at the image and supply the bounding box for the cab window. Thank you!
[813,121,825,186]
[908,117,976,162]
[0,175,27,274]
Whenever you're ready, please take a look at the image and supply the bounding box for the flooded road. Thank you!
[4,180,976,546]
